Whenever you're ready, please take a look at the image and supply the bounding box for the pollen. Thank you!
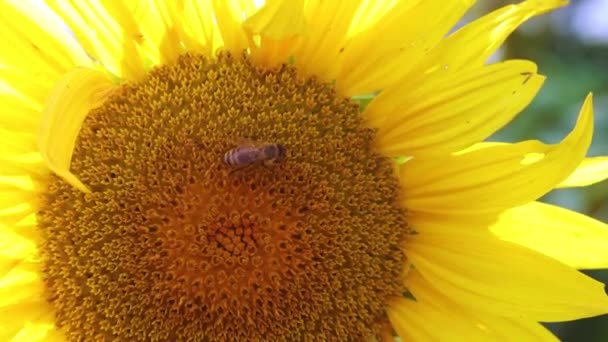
[36,52,408,341]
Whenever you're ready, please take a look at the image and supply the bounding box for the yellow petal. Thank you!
[0,299,57,342]
[453,141,508,154]
[388,270,559,341]
[94,2,151,80]
[0,130,37,155]
[0,94,40,134]
[176,0,223,56]
[0,257,22,280]
[347,0,413,37]
[0,155,46,180]
[245,0,307,39]
[0,1,92,81]
[400,94,593,217]
[456,144,608,190]
[45,0,141,78]
[31,327,66,342]
[250,36,301,68]
[492,201,608,269]
[0,68,55,112]
[291,0,364,82]
[0,230,36,259]
[0,263,45,308]
[0,139,41,196]
[245,0,307,67]
[388,297,494,341]
[557,156,608,188]
[120,1,183,66]
[38,68,116,193]
[408,225,608,321]
[9,320,57,342]
[0,192,37,215]
[408,0,568,83]
[366,60,543,157]
[336,0,474,96]
[0,221,40,249]
[0,207,33,228]
[212,0,257,55]
[388,269,557,342]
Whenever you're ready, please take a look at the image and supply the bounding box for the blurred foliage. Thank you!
[469,1,608,341]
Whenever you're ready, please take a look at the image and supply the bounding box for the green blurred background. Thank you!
[466,1,608,340]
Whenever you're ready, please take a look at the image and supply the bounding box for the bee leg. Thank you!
[260,160,277,175]
[228,163,254,175]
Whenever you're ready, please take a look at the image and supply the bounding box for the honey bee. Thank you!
[223,139,286,172]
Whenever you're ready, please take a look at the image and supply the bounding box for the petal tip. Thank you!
[38,68,113,194]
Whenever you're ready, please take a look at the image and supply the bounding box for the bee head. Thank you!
[267,144,286,161]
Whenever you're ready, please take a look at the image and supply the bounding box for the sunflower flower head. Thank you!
[2,0,608,341]
[37,51,408,340]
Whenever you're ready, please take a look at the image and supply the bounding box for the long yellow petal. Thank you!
[388,296,495,341]
[0,225,58,342]
[0,299,57,342]
[176,0,223,56]
[388,270,559,341]
[0,192,37,213]
[45,0,139,79]
[0,68,50,113]
[212,0,257,55]
[0,262,45,308]
[120,0,183,66]
[38,68,116,193]
[95,1,150,80]
[29,327,66,342]
[0,94,40,134]
[453,141,509,154]
[0,133,42,211]
[291,0,363,82]
[0,1,91,81]
[0,157,46,181]
[0,234,29,265]
[336,0,474,96]
[245,0,307,40]
[0,222,40,251]
[407,225,608,321]
[245,0,307,67]
[366,60,543,157]
[400,94,593,217]
[407,0,568,83]
[458,147,608,188]
[0,130,36,155]
[347,0,413,37]
[492,201,608,269]
[0,207,33,228]
[8,318,57,342]
[455,146,608,188]
[557,156,608,188]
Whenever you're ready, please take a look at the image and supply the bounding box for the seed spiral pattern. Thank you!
[37,52,408,341]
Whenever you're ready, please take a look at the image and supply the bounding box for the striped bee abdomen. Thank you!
[223,146,262,167]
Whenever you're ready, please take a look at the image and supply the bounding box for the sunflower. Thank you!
[2,0,608,341]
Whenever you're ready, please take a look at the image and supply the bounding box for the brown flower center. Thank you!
[37,52,407,341]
